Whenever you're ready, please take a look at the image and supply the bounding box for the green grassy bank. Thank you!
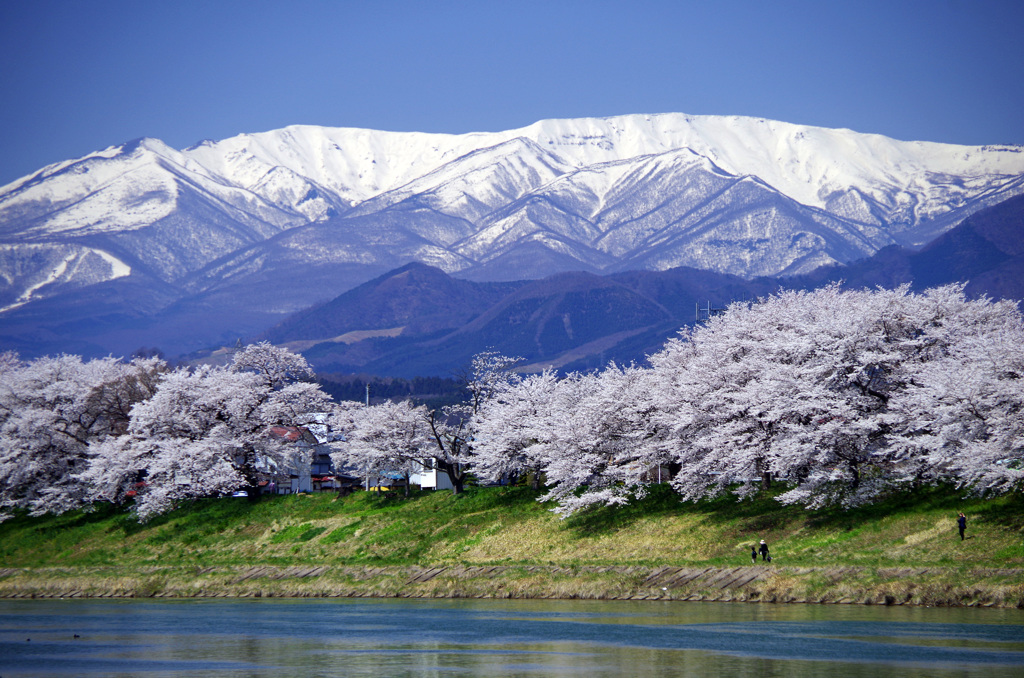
[2,485,1023,607]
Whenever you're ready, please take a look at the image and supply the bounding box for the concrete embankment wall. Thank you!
[2,565,1022,608]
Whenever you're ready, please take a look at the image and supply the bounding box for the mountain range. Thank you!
[260,194,1024,377]
[1,113,1023,363]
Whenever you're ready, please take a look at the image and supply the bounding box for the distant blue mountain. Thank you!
[797,193,1024,300]
[256,194,1023,377]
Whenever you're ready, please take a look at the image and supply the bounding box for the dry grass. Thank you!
[1,484,1023,606]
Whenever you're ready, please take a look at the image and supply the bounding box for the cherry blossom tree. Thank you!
[425,351,522,494]
[0,355,165,520]
[471,370,560,489]
[766,285,1006,506]
[647,290,840,503]
[84,344,334,520]
[644,283,1024,508]
[230,340,316,388]
[754,285,920,507]
[226,343,332,495]
[82,367,253,519]
[536,364,663,515]
[889,288,1024,495]
[0,351,20,375]
[331,399,431,496]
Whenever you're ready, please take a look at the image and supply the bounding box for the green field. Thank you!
[2,485,1023,606]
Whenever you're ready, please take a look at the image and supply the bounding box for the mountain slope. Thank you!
[797,193,1024,301]
[265,263,776,376]
[264,262,527,347]
[2,113,1023,360]
[263,194,1024,377]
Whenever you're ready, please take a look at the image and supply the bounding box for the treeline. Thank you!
[317,374,467,409]
[2,283,1021,523]
[335,284,1024,515]
[0,343,339,521]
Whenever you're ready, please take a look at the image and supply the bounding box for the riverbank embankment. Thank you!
[2,485,1022,608]
[2,564,1023,608]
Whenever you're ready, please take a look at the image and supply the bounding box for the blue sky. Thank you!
[1,0,1022,186]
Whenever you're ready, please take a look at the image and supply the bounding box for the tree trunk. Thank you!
[438,460,465,495]
[448,468,465,495]
[754,455,773,491]
[240,445,262,501]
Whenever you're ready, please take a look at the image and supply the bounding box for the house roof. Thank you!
[268,425,318,444]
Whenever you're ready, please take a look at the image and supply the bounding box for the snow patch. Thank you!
[0,252,76,313]
[92,248,132,279]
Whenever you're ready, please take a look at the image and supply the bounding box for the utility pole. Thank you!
[364,383,370,491]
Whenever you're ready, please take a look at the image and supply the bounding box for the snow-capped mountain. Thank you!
[1,113,1023,357]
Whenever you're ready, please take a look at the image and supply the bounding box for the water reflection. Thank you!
[1,598,1022,677]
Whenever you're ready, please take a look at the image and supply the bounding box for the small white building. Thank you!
[410,458,454,491]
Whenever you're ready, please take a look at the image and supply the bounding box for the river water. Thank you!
[1,597,1023,677]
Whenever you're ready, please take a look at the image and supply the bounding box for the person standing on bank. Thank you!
[759,539,770,562]
[958,512,967,541]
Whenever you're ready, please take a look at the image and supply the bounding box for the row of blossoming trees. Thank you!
[0,343,335,521]
[338,283,1024,515]
[1,284,1022,522]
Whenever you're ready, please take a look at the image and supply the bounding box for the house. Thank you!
[266,423,365,494]
[409,458,455,491]
[266,421,460,495]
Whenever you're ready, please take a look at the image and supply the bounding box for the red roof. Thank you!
[269,425,304,442]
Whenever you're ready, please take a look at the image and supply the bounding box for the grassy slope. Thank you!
[2,485,1023,604]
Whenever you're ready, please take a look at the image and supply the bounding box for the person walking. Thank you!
[958,512,967,541]
[759,539,770,562]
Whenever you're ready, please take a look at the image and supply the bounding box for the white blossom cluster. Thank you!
[333,284,1024,517]
[2,284,1021,522]
[327,352,522,497]
[0,343,334,521]
[468,284,1024,515]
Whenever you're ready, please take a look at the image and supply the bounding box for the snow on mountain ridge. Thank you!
[1,112,1023,317]
[0,136,318,238]
[345,137,574,223]
[0,243,132,313]
[2,113,1024,363]
[518,114,1024,218]
[0,139,182,237]
[4,113,1022,242]
[173,113,1024,230]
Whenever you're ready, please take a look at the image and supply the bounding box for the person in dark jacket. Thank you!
[759,539,770,562]
[958,512,967,540]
